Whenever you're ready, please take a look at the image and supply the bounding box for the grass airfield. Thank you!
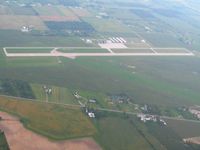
[1,0,200,149]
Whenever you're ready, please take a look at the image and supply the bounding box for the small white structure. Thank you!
[86,39,92,44]
[106,40,113,44]
[96,15,102,19]
[48,88,52,94]
[98,37,127,50]
[145,26,152,32]
[74,92,81,99]
[116,37,123,43]
[160,119,167,126]
[137,113,157,123]
[21,26,29,32]
[88,112,95,118]
[141,105,148,112]
[89,99,96,103]
[119,37,127,43]
[109,38,115,43]
[19,3,26,7]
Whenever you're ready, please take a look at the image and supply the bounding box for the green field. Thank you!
[10,6,38,16]
[0,30,89,47]
[166,119,200,138]
[31,83,77,104]
[5,47,53,53]
[93,113,200,150]
[33,5,65,16]
[0,95,96,140]
[4,57,59,67]
[0,132,9,150]
[94,115,165,150]
[111,48,153,53]
[1,55,200,107]
[145,122,199,150]
[140,33,186,48]
[83,18,132,33]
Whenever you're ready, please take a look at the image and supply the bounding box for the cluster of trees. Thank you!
[0,79,35,99]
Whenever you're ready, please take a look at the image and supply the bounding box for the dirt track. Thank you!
[0,111,101,150]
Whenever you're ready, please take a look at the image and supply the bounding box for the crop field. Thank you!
[93,114,199,150]
[4,57,59,67]
[58,6,80,21]
[0,111,101,150]
[5,47,53,53]
[0,5,38,16]
[0,30,89,47]
[107,8,140,20]
[94,116,165,150]
[140,33,185,47]
[10,6,38,16]
[39,16,77,22]
[71,8,90,17]
[0,15,47,30]
[0,132,9,150]
[1,55,200,107]
[0,5,12,15]
[31,83,77,104]
[166,119,200,138]
[33,5,80,22]
[83,18,132,33]
[33,5,64,16]
[0,95,96,140]
[145,122,197,150]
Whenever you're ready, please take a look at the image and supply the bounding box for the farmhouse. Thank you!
[137,113,167,125]
[85,108,95,118]
[88,112,95,118]
[21,26,29,32]
[189,107,200,119]
[89,99,96,103]
[74,92,81,99]
[137,114,157,123]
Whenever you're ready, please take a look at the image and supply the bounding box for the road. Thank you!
[0,94,200,124]
[96,107,200,123]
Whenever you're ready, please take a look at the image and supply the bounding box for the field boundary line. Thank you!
[0,94,81,109]
[0,94,200,123]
